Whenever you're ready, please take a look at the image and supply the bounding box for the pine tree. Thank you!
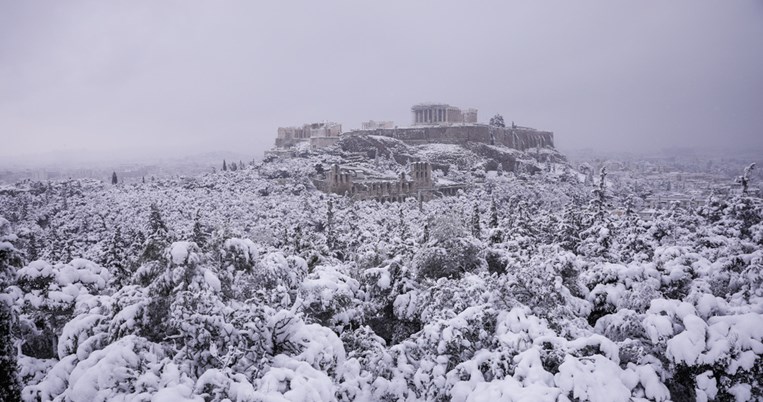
[127,229,146,271]
[102,226,129,286]
[488,198,503,244]
[0,219,22,402]
[143,203,169,262]
[398,206,408,239]
[191,210,207,248]
[489,114,506,128]
[558,205,583,252]
[471,202,482,239]
[624,195,636,217]
[293,225,303,253]
[577,167,614,259]
[326,198,335,248]
[111,171,118,185]
[489,198,499,229]
[223,160,227,171]
[26,233,39,261]
[148,204,168,235]
[590,166,609,221]
[315,164,325,176]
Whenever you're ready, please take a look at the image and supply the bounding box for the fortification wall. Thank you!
[347,124,554,150]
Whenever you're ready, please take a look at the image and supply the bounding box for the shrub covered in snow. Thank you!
[1,157,762,401]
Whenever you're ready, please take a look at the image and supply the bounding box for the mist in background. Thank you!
[1,0,762,167]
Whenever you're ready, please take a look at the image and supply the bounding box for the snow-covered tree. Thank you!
[489,114,506,128]
[0,217,22,402]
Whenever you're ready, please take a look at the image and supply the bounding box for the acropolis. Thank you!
[274,103,554,151]
[271,103,557,201]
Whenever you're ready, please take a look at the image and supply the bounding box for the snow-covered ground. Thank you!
[0,154,761,401]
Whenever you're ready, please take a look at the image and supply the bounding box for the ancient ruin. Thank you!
[361,120,395,130]
[276,122,342,149]
[274,103,553,152]
[272,103,557,201]
[411,103,478,125]
[312,162,461,202]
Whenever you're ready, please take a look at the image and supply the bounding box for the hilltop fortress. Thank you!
[275,103,554,152]
[272,103,558,201]
[350,103,553,150]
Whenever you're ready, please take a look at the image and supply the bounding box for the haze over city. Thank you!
[1,0,762,165]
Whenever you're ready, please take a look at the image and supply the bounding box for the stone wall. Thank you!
[314,162,439,202]
[276,122,341,149]
[310,137,340,149]
[345,124,554,151]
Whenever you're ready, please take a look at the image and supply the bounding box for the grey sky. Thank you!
[1,0,762,161]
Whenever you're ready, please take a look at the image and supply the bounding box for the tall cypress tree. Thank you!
[191,210,207,249]
[488,198,503,244]
[489,198,499,229]
[293,225,303,253]
[111,171,118,185]
[471,202,482,239]
[326,198,335,248]
[143,204,169,262]
[102,226,128,286]
[398,206,408,239]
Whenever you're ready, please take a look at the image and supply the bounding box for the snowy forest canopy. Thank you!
[0,154,762,402]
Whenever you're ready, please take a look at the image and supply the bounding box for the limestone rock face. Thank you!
[466,143,567,171]
[336,133,566,174]
[346,124,554,151]
[338,135,415,164]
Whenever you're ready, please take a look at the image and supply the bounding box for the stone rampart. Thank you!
[346,124,553,151]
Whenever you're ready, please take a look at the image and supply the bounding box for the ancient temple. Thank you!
[411,103,478,125]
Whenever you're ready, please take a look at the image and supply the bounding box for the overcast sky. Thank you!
[1,0,762,162]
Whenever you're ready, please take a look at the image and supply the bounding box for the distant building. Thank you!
[275,122,342,149]
[361,120,395,130]
[411,103,478,125]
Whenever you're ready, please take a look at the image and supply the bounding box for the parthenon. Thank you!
[411,103,478,125]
